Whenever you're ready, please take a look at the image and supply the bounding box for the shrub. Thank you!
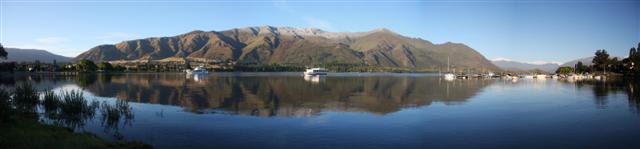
[12,82,39,115]
[0,88,12,123]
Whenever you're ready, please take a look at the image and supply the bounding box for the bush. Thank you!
[42,89,60,114]
[12,82,39,115]
[0,88,12,123]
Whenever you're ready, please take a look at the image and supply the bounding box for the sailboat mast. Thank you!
[447,56,450,72]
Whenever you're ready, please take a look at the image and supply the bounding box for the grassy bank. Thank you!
[0,84,151,149]
[0,118,150,149]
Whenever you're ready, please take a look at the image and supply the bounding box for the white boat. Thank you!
[304,67,328,76]
[185,66,209,74]
[442,56,455,80]
[443,73,456,80]
[535,74,547,79]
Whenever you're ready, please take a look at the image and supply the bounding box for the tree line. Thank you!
[556,42,640,76]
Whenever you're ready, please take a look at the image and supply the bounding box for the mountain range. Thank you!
[74,26,500,71]
[0,48,71,63]
[491,59,560,73]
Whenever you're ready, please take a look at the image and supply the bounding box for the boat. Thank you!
[185,66,209,74]
[443,73,456,80]
[442,56,455,80]
[304,67,328,76]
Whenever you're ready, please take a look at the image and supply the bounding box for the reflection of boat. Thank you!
[303,75,326,83]
[186,66,209,74]
[186,74,207,82]
[304,68,328,76]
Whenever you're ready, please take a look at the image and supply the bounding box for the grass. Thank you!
[0,117,151,149]
[0,85,152,149]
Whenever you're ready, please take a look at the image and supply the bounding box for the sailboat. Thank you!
[443,56,455,80]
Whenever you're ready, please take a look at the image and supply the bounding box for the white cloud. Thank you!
[36,37,68,45]
[304,17,333,30]
[491,57,513,61]
[273,0,294,13]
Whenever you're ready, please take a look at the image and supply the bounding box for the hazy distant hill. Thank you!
[561,56,622,67]
[1,48,71,63]
[492,60,559,73]
[75,26,499,71]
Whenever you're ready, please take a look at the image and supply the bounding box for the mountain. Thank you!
[1,48,71,63]
[492,59,559,73]
[75,26,499,71]
[560,56,622,67]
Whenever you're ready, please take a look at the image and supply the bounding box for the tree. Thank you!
[555,66,575,74]
[593,49,610,72]
[630,47,636,60]
[98,62,114,72]
[575,61,591,73]
[76,59,97,72]
[0,43,7,59]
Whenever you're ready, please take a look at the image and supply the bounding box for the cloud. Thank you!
[36,37,68,45]
[491,57,513,61]
[273,0,294,13]
[304,17,333,30]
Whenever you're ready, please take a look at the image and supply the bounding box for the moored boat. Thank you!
[304,67,328,76]
[185,66,209,74]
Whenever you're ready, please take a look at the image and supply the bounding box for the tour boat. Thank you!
[304,67,328,76]
[186,66,209,74]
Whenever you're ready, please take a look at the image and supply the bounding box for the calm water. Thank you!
[2,72,640,148]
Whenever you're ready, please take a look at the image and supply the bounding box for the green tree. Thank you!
[76,59,97,72]
[575,61,590,73]
[593,49,611,73]
[0,43,7,59]
[98,62,113,72]
[556,66,575,74]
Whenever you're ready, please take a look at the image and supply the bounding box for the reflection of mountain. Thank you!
[80,74,493,117]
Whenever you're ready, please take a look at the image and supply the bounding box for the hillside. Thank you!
[1,48,71,63]
[492,60,559,73]
[74,26,499,71]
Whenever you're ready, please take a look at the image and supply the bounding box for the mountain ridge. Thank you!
[74,26,500,71]
[1,48,71,63]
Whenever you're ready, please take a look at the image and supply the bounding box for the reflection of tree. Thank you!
[569,79,640,112]
[40,89,135,138]
[81,74,494,117]
[100,100,134,140]
[41,90,99,130]
[75,74,97,88]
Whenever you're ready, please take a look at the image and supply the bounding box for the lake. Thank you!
[2,72,640,149]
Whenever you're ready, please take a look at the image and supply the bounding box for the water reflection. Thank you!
[63,74,493,117]
[565,79,640,112]
[303,75,326,83]
[35,88,135,140]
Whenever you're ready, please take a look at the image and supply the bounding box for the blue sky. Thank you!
[1,0,639,64]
